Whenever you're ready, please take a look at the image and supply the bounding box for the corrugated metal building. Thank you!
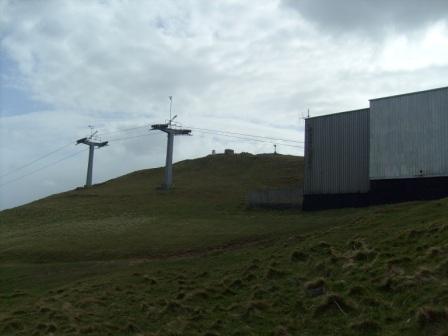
[370,87,448,180]
[304,109,370,194]
[303,86,448,210]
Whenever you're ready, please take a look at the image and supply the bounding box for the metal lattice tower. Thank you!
[76,130,108,187]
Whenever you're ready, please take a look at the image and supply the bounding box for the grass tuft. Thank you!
[347,239,366,250]
[162,300,186,314]
[242,300,271,319]
[143,275,158,285]
[347,285,366,297]
[314,293,355,317]
[352,249,377,262]
[349,319,381,332]
[426,246,443,257]
[304,278,326,297]
[265,267,287,279]
[122,322,140,333]
[290,250,308,262]
[436,258,448,275]
[416,306,448,327]
[272,325,289,336]
[187,289,209,301]
[229,279,244,289]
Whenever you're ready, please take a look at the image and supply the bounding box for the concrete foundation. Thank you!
[303,176,448,211]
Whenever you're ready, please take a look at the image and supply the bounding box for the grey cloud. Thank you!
[283,0,448,36]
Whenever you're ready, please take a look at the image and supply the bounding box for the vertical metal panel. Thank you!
[370,87,448,180]
[304,109,370,195]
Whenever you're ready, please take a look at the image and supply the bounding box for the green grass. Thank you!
[1,153,448,335]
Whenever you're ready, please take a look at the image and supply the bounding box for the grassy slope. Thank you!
[0,153,305,262]
[1,153,448,336]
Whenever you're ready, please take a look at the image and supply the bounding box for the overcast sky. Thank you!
[1,0,448,210]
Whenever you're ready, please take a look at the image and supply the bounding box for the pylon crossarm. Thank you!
[76,137,88,145]
[76,138,108,147]
[96,141,108,148]
[171,129,191,135]
[151,124,169,131]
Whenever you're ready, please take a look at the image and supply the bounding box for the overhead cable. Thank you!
[0,141,75,179]
[0,148,88,188]
[107,130,158,142]
[96,124,151,137]
[185,126,304,144]
[193,129,303,148]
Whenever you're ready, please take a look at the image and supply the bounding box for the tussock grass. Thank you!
[242,300,271,319]
[143,275,158,284]
[313,293,355,316]
[290,250,308,262]
[122,322,140,333]
[416,306,448,327]
[304,278,326,297]
[2,320,23,333]
[347,239,366,250]
[186,289,209,301]
[243,272,257,282]
[349,319,381,332]
[426,246,443,257]
[250,284,268,300]
[229,279,243,289]
[265,267,287,279]
[436,258,448,275]
[272,325,289,336]
[351,249,377,262]
[162,300,186,314]
[347,285,366,297]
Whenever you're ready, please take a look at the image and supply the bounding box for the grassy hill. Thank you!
[1,153,448,336]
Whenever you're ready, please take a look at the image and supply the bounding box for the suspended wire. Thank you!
[0,141,75,179]
[193,129,303,149]
[96,124,151,137]
[0,148,88,189]
[185,126,304,144]
[107,130,158,142]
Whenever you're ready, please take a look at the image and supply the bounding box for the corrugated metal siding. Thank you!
[370,88,448,180]
[304,109,370,195]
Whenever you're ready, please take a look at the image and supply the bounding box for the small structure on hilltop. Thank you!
[224,149,234,155]
[303,86,448,210]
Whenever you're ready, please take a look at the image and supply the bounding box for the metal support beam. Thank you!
[151,122,191,190]
[76,137,108,188]
[86,144,95,187]
[163,132,174,189]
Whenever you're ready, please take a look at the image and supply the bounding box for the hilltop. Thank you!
[1,153,448,336]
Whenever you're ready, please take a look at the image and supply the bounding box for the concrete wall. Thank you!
[247,188,302,209]
[370,87,448,180]
[304,109,370,195]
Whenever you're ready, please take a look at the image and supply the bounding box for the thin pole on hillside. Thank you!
[76,127,108,187]
[151,97,192,190]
